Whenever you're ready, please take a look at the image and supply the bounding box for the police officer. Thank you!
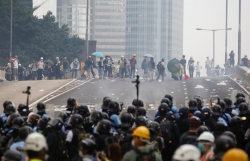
[224,97,234,117]
[1,101,13,124]
[217,98,232,125]
[24,113,41,132]
[17,103,30,121]
[188,99,199,116]
[164,94,179,117]
[114,112,133,156]
[91,111,103,134]
[65,97,77,123]
[37,116,51,136]
[65,114,86,161]
[100,97,112,113]
[132,99,144,108]
[194,95,206,111]
[36,102,49,118]
[127,105,136,118]
[212,105,228,126]
[2,104,16,129]
[75,105,93,134]
[78,139,97,161]
[233,95,246,114]
[176,107,189,136]
[108,101,121,132]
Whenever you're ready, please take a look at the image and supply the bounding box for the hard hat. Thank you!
[131,126,150,140]
[56,57,59,59]
[133,54,136,57]
[121,55,124,58]
[88,56,92,58]
[3,150,22,161]
[40,57,43,60]
[190,56,193,59]
[172,144,201,161]
[197,131,215,142]
[25,133,48,151]
[222,148,248,161]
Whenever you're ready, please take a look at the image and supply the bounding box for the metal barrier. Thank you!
[0,70,5,80]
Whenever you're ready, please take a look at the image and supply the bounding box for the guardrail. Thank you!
[228,66,250,86]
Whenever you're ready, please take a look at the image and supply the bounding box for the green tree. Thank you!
[0,0,86,66]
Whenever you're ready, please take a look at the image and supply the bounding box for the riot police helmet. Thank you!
[120,112,133,128]
[179,107,189,118]
[135,116,147,127]
[2,150,22,161]
[217,98,226,110]
[161,98,171,107]
[214,135,235,154]
[147,121,160,135]
[17,103,29,116]
[80,138,96,154]
[132,99,144,107]
[127,105,136,114]
[238,102,249,116]
[224,97,233,106]
[37,115,51,131]
[164,94,173,105]
[97,119,111,134]
[46,118,63,131]
[194,96,204,110]
[68,114,83,129]
[136,107,146,117]
[6,113,21,128]
[26,113,41,127]
[229,116,242,127]
[236,92,245,99]
[109,101,121,115]
[188,99,198,111]
[235,97,246,106]
[19,125,33,140]
[58,111,68,122]
[101,112,109,120]
[91,111,103,124]
[5,104,16,116]
[67,97,77,107]
[3,100,13,110]
[215,122,227,133]
[36,102,46,113]
[11,117,24,130]
[212,105,222,116]
[76,105,90,118]
[102,97,112,110]
[222,131,237,146]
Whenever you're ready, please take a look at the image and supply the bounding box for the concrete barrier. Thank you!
[228,66,250,87]
[0,70,5,81]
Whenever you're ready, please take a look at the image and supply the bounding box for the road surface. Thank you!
[45,76,249,118]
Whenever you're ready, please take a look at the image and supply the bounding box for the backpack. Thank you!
[221,114,230,125]
[157,62,164,71]
[73,61,78,69]
[160,119,174,146]
[184,133,198,146]
[134,147,156,161]
[118,131,132,156]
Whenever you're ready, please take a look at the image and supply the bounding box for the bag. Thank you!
[157,62,163,70]
[134,148,156,161]
[118,131,132,156]
[51,133,68,161]
[160,119,173,145]
[73,61,78,69]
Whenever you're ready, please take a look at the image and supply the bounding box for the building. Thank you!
[33,0,57,18]
[126,0,183,71]
[90,0,126,62]
[18,0,33,10]
[57,0,90,39]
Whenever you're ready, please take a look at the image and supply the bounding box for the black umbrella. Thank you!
[167,58,180,73]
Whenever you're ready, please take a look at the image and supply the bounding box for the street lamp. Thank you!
[196,28,232,68]
[10,0,13,63]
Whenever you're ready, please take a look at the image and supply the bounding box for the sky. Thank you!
[33,0,250,73]
[184,0,250,69]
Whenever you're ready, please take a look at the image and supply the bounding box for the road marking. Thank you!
[195,85,204,89]
[217,81,227,85]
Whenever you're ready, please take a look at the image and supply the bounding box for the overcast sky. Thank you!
[184,0,250,69]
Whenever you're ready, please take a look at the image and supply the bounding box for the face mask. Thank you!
[198,142,205,152]
[131,140,135,147]
[78,151,84,157]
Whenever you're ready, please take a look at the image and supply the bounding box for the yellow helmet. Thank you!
[190,56,193,59]
[131,126,150,140]
[133,54,136,57]
[222,148,248,161]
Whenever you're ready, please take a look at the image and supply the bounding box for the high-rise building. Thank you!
[90,0,126,61]
[33,0,57,18]
[57,0,90,39]
[126,0,183,69]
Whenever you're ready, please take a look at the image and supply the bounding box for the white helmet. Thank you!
[121,55,124,58]
[197,131,215,143]
[172,144,201,161]
[25,133,48,151]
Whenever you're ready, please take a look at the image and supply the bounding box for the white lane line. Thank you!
[29,78,94,108]
[227,76,250,96]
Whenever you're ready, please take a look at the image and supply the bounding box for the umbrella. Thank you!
[44,60,54,66]
[143,54,154,57]
[167,58,180,73]
[92,52,104,57]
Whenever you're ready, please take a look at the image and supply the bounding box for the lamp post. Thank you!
[196,28,232,68]
[10,0,13,63]
[85,0,89,58]
[225,0,228,63]
[238,0,241,65]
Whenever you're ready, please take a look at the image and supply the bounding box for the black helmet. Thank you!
[212,105,222,116]
[109,101,121,115]
[3,150,22,161]
[189,116,201,128]
[161,98,171,107]
[164,94,173,105]
[215,122,227,133]
[194,96,204,110]
[236,92,245,99]
[5,104,16,116]
[91,111,103,124]
[81,138,96,154]
[132,99,144,107]
[37,115,51,131]
[67,97,77,107]
[238,103,249,116]
[222,131,237,146]
[214,135,235,154]
[188,99,198,111]
[127,105,136,114]
[120,112,133,128]
[18,125,33,140]
[135,116,147,127]
[147,121,160,135]
[76,105,90,118]
[167,113,176,121]
[58,111,68,122]
[158,103,170,117]
[229,116,242,127]
[101,112,109,120]
[36,102,46,113]
[202,108,211,118]
[68,114,83,129]
[223,97,232,106]
[235,97,246,105]
[97,119,111,134]
[6,113,21,128]
[3,100,12,110]
[196,125,209,136]
[17,103,29,117]
[26,113,41,127]
[136,107,146,117]
[11,117,24,130]
[194,111,204,122]
[217,98,226,110]
[179,107,189,118]
[102,97,112,110]
[46,118,63,131]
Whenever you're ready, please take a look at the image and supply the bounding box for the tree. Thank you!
[0,0,86,66]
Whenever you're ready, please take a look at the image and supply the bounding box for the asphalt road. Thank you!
[46,76,249,118]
